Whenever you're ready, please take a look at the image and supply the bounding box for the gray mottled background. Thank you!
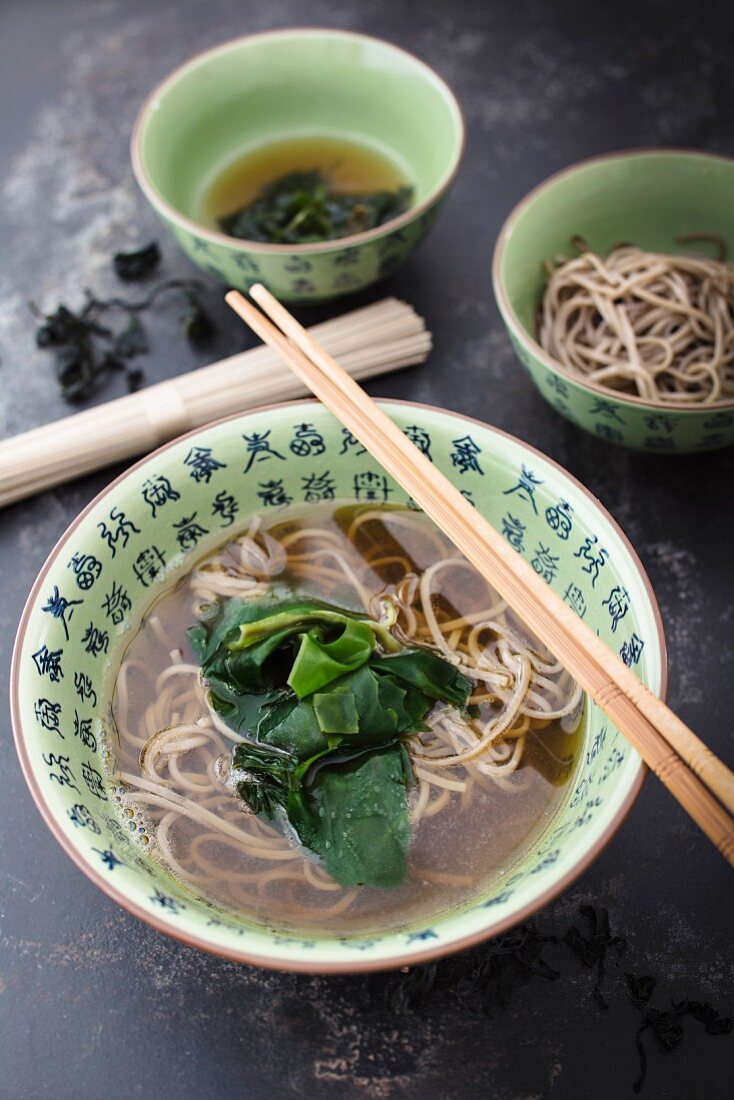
[1,1,733,1097]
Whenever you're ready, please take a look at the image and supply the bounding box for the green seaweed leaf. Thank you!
[219,170,413,245]
[190,595,469,888]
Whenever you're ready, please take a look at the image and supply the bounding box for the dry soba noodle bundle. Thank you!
[538,235,734,405]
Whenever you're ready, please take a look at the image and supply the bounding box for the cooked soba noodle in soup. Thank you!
[111,503,583,933]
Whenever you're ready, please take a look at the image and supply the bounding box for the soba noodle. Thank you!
[538,236,734,405]
[110,504,583,932]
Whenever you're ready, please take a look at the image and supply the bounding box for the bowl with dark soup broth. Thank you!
[493,149,734,452]
[131,30,464,303]
[12,401,665,971]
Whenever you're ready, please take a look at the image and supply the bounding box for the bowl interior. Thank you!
[12,402,663,971]
[137,30,463,227]
[498,150,734,346]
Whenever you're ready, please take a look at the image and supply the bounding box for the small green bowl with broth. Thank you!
[493,149,734,453]
[131,29,465,304]
[11,400,665,972]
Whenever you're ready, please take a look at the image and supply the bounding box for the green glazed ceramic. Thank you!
[131,30,464,304]
[493,149,734,452]
[12,401,665,972]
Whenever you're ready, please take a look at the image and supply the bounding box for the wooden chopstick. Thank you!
[225,285,734,868]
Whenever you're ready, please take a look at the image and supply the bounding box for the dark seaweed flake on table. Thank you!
[33,276,214,402]
[389,906,732,1092]
[113,241,161,281]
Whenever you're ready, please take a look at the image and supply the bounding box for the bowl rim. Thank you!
[10,398,666,973]
[492,146,734,413]
[130,27,466,256]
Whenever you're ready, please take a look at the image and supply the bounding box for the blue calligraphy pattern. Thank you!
[620,633,645,667]
[133,545,166,586]
[243,431,285,472]
[173,513,209,551]
[212,491,239,527]
[545,499,574,540]
[339,429,366,456]
[32,645,63,681]
[73,710,96,751]
[102,581,131,625]
[302,471,336,503]
[184,446,226,483]
[602,585,631,633]
[68,804,101,833]
[68,552,102,590]
[403,425,432,460]
[503,465,542,513]
[257,480,292,508]
[450,435,483,475]
[74,671,97,707]
[573,535,608,587]
[97,508,140,557]
[43,753,78,792]
[588,397,625,424]
[82,623,109,657]
[35,697,62,733]
[353,472,392,503]
[141,475,180,517]
[41,586,82,640]
[289,423,325,457]
[501,513,526,553]
[531,543,560,583]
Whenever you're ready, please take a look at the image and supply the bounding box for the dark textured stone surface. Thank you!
[1,1,733,1097]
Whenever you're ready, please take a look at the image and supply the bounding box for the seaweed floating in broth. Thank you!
[111,504,583,934]
[218,169,413,245]
[190,596,471,888]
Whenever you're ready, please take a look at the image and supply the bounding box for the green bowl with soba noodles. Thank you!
[493,149,734,452]
[11,401,665,972]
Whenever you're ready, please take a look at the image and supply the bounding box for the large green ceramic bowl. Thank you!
[493,149,734,452]
[131,30,464,304]
[11,401,665,972]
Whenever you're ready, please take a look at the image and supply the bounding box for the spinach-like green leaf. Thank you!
[372,648,473,709]
[288,617,376,697]
[294,743,412,889]
[255,692,330,760]
[191,593,473,890]
[231,599,399,655]
[312,691,360,735]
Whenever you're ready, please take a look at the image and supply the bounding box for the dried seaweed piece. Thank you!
[626,972,733,1093]
[112,313,149,359]
[33,278,214,402]
[388,906,732,1095]
[126,368,144,393]
[179,288,214,343]
[389,962,439,1015]
[561,904,626,1007]
[113,241,161,281]
[454,923,561,1016]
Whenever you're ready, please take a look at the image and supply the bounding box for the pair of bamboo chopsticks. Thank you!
[226,284,734,868]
